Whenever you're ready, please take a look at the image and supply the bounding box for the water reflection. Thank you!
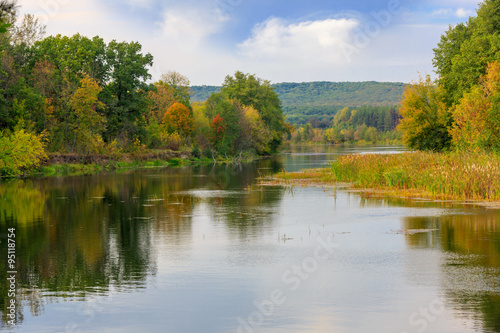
[0,159,285,327]
[0,146,499,333]
[402,209,500,333]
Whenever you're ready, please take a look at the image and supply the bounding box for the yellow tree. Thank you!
[398,75,452,151]
[162,102,194,136]
[70,75,106,154]
[451,61,500,150]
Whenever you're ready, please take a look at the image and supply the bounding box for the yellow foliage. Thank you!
[0,130,47,176]
[451,61,500,150]
[397,74,451,151]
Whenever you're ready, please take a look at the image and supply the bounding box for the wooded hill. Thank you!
[191,81,406,124]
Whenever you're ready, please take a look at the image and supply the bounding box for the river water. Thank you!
[0,145,499,333]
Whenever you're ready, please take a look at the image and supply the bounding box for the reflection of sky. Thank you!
[13,181,494,333]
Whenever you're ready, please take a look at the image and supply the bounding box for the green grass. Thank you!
[273,150,500,201]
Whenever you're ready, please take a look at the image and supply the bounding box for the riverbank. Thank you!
[262,150,500,207]
[17,149,259,178]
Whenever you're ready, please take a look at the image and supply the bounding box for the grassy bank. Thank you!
[269,151,500,202]
[12,150,259,179]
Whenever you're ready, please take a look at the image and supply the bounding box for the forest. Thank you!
[0,1,287,176]
[398,0,500,152]
[191,81,406,125]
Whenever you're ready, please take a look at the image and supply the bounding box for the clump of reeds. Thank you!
[329,150,500,201]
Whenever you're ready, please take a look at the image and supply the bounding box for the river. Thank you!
[0,145,499,332]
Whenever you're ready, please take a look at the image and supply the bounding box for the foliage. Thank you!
[397,75,452,151]
[162,102,194,136]
[191,82,406,125]
[70,75,106,154]
[221,71,286,152]
[147,83,175,123]
[451,61,500,150]
[0,129,47,176]
[158,71,191,109]
[326,151,500,201]
[433,0,500,106]
[210,114,226,149]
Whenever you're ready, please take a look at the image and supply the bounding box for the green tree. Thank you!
[103,40,153,142]
[0,0,17,34]
[221,71,286,152]
[397,75,452,151]
[433,0,500,106]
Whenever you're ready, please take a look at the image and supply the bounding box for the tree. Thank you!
[0,0,17,34]
[205,92,242,155]
[451,61,500,150]
[11,14,45,46]
[159,71,191,108]
[147,83,175,123]
[0,129,46,176]
[210,114,225,148]
[103,40,153,142]
[70,75,106,154]
[221,71,286,152]
[162,102,194,137]
[397,75,452,151]
[433,0,500,106]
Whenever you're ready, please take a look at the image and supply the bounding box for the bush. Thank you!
[0,130,47,177]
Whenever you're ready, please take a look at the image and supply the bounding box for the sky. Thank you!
[18,0,479,85]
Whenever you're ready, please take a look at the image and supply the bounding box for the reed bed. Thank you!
[328,151,500,201]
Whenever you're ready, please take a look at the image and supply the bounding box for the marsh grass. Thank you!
[273,151,500,201]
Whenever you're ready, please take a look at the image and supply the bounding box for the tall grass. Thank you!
[329,151,500,201]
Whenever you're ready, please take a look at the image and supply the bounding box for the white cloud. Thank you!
[238,17,359,64]
[455,8,473,18]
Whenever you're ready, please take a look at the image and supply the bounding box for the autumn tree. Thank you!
[210,114,225,148]
[147,83,175,123]
[70,75,106,154]
[451,61,500,150]
[397,75,452,151]
[162,102,194,136]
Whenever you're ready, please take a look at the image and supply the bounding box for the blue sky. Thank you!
[19,0,479,85]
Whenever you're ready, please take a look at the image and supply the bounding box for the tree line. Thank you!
[399,0,500,152]
[291,105,401,144]
[0,1,286,175]
[191,81,406,125]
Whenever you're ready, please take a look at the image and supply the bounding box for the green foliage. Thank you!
[0,129,47,176]
[433,0,500,106]
[221,71,286,152]
[397,75,452,151]
[190,81,405,125]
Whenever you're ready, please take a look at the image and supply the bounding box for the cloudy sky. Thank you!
[18,0,478,85]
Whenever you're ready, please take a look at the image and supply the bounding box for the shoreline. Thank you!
[6,150,261,180]
[260,150,500,210]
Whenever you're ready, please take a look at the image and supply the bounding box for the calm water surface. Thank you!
[1,145,499,333]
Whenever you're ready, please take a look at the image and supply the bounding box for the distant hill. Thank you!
[190,81,406,125]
